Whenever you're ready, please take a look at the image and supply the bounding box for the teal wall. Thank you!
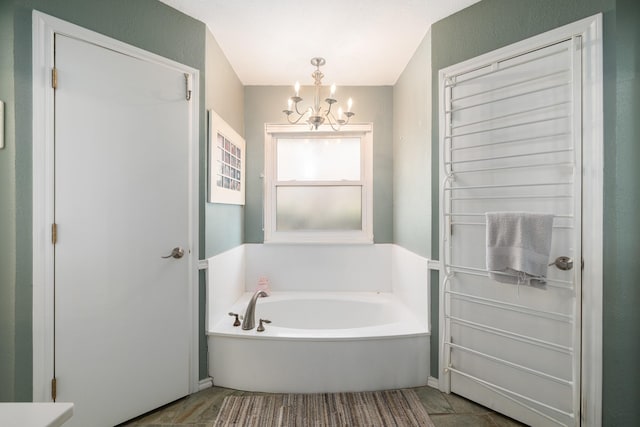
[0,0,213,400]
[608,0,640,425]
[425,0,639,424]
[204,30,244,258]
[0,0,17,403]
[243,86,394,244]
[393,30,432,258]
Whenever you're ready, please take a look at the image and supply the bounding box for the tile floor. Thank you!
[119,385,527,426]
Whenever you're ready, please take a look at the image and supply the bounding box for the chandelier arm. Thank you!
[324,111,343,131]
[328,120,341,132]
[325,100,333,115]
[293,100,306,116]
[286,112,307,125]
[327,109,352,127]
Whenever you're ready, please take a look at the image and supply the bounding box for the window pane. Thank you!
[277,138,361,181]
[276,186,362,231]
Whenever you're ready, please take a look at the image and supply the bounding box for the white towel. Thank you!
[486,212,554,286]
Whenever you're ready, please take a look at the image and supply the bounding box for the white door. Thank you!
[54,34,194,427]
[439,27,593,427]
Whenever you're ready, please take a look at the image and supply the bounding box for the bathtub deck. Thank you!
[210,291,428,340]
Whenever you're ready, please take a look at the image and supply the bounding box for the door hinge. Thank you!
[52,223,58,245]
[184,73,192,101]
[52,68,58,90]
[51,377,57,402]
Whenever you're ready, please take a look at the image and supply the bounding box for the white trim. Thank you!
[427,376,440,389]
[578,14,603,427]
[427,259,440,271]
[437,14,603,426]
[265,123,373,135]
[32,11,56,403]
[207,110,246,205]
[32,11,200,401]
[263,123,374,244]
[198,377,213,391]
[0,101,5,149]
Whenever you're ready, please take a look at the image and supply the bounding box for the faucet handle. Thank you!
[257,319,271,332]
[228,312,242,327]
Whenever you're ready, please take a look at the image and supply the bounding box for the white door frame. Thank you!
[31,10,200,402]
[437,14,603,426]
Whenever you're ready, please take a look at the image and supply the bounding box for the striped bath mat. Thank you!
[213,389,435,427]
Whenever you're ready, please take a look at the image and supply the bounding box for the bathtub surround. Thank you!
[205,244,431,393]
[206,245,246,332]
[206,244,430,330]
[392,245,431,329]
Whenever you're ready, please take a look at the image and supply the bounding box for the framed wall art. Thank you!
[207,110,245,205]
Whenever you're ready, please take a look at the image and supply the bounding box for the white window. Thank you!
[264,124,373,243]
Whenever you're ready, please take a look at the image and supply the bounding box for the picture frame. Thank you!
[207,110,245,205]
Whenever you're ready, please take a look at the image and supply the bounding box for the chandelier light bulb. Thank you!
[330,83,336,98]
[294,81,300,97]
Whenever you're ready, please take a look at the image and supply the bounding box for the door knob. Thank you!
[549,256,573,271]
[162,247,184,259]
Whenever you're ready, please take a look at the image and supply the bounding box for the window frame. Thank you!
[264,123,373,244]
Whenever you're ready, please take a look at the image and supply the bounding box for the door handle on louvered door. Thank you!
[549,256,573,270]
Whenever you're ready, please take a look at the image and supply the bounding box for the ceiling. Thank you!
[158,0,481,86]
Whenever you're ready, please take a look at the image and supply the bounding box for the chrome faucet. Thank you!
[241,290,269,330]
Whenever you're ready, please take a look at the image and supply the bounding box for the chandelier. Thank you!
[283,57,355,131]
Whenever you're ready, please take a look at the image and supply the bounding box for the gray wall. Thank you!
[204,30,244,259]
[426,0,639,424]
[0,0,209,400]
[393,30,432,258]
[608,0,640,424]
[0,0,17,403]
[243,86,394,244]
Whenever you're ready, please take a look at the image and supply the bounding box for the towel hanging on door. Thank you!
[486,212,554,286]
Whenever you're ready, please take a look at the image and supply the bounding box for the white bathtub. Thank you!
[208,292,430,393]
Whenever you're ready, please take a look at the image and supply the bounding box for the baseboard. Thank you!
[427,376,439,389]
[200,376,436,392]
[198,377,213,391]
